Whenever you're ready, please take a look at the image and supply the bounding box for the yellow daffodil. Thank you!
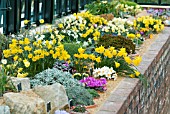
[23,59,30,68]
[115,62,120,68]
[134,70,140,76]
[78,47,85,54]
[39,19,44,24]
[133,56,142,66]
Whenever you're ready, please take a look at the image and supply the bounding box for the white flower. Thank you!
[1,59,7,65]
[83,42,89,47]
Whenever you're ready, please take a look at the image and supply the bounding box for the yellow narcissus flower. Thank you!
[136,33,141,38]
[134,70,140,76]
[95,57,101,63]
[129,74,135,78]
[23,59,30,68]
[78,47,85,54]
[13,55,18,61]
[39,19,44,24]
[24,20,29,25]
[133,56,142,66]
[115,62,120,68]
[93,37,98,41]
[58,23,63,28]
[28,54,33,58]
[24,38,30,45]
[124,56,131,64]
[95,46,105,54]
[127,34,136,39]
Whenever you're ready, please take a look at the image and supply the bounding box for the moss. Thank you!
[97,34,136,54]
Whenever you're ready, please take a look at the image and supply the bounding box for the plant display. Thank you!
[30,68,94,106]
[100,13,114,21]
[53,60,73,74]
[134,16,165,35]
[87,88,100,98]
[73,73,89,80]
[93,66,117,80]
[66,86,94,106]
[0,59,16,96]
[55,12,107,47]
[30,68,80,87]
[85,0,115,15]
[72,105,87,113]
[80,77,107,91]
[3,38,70,77]
[97,34,136,54]
[85,0,142,17]
[114,1,142,17]
[100,17,133,36]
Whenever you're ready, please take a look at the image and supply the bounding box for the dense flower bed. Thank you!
[0,0,166,112]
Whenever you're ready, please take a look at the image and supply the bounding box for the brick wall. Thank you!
[98,27,170,114]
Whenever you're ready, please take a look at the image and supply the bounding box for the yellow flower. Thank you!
[17,68,23,73]
[129,74,135,78]
[134,70,140,77]
[24,46,32,51]
[88,54,96,60]
[93,37,98,41]
[58,23,63,28]
[115,62,120,68]
[133,56,142,66]
[28,54,33,58]
[95,57,101,63]
[24,38,30,45]
[124,56,131,64]
[136,34,141,38]
[39,19,44,24]
[95,46,105,54]
[32,57,37,62]
[149,34,153,39]
[78,47,85,54]
[13,55,18,61]
[127,34,136,39]
[23,59,30,67]
[24,20,29,25]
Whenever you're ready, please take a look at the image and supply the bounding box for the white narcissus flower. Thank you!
[93,66,117,80]
[1,59,7,65]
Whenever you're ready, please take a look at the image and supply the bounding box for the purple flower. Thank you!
[79,77,107,89]
[140,31,144,35]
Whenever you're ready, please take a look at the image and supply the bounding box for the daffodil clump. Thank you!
[134,16,165,34]
[73,46,142,78]
[3,38,70,77]
[101,18,133,36]
[115,2,142,17]
[56,12,107,47]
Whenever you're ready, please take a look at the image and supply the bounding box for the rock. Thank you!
[0,105,10,114]
[33,83,69,114]
[10,77,30,91]
[3,92,46,114]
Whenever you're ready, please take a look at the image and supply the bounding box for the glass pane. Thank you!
[137,0,158,4]
[21,0,25,19]
[161,0,170,4]
[31,0,34,15]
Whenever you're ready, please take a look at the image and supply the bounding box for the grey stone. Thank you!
[10,77,30,91]
[3,92,46,114]
[0,106,10,114]
[33,83,69,114]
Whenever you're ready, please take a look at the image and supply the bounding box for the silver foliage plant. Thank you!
[30,68,81,88]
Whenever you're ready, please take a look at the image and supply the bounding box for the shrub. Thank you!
[67,86,94,106]
[30,68,94,106]
[97,34,136,54]
[87,89,100,98]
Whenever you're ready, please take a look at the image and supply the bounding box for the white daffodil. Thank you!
[1,59,7,65]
